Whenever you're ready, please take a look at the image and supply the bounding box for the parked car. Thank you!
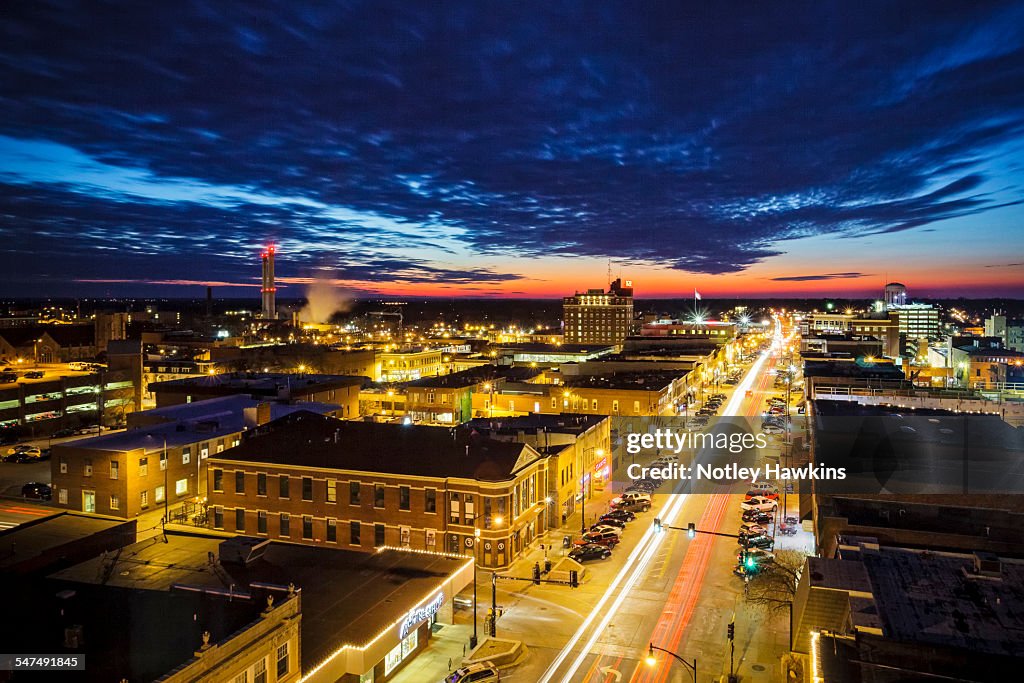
[741,510,773,524]
[5,445,41,458]
[611,492,651,507]
[740,496,778,513]
[743,489,779,501]
[736,547,775,566]
[21,482,52,500]
[444,661,500,683]
[593,517,626,530]
[614,498,651,513]
[73,426,99,436]
[574,529,620,548]
[601,510,636,524]
[23,370,45,379]
[588,524,623,537]
[568,543,613,563]
[741,534,775,550]
[738,522,769,536]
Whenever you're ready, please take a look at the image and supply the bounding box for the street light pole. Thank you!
[646,643,697,683]
[471,528,481,648]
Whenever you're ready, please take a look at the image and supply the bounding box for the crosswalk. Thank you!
[0,521,20,531]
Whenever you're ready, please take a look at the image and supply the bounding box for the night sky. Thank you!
[1,1,1023,299]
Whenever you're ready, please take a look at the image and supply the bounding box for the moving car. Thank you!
[568,543,612,563]
[21,482,52,500]
[444,661,500,683]
[740,496,778,513]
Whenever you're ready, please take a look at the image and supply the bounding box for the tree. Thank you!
[742,548,805,617]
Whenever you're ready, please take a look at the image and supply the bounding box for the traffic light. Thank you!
[532,562,541,585]
[744,552,756,570]
[687,522,696,539]
[727,621,735,641]
[569,569,579,588]
[653,517,662,533]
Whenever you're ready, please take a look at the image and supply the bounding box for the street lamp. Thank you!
[646,643,697,683]
[483,383,493,418]
[471,528,481,648]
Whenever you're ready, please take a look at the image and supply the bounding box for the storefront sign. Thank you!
[399,592,444,639]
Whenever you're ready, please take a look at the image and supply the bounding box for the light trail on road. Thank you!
[540,337,778,683]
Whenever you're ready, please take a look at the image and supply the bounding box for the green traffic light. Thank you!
[745,554,756,569]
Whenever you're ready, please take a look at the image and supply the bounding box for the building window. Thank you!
[234,671,247,683]
[350,521,361,546]
[235,471,245,493]
[155,485,165,503]
[633,401,640,413]
[280,513,290,537]
[213,469,223,492]
[182,447,191,465]
[591,399,598,410]
[374,483,385,508]
[465,496,475,521]
[449,492,460,524]
[303,516,313,539]
[213,506,223,528]
[279,475,289,499]
[399,486,410,511]
[139,457,148,476]
[425,488,436,513]
[302,477,313,501]
[109,461,119,480]
[60,458,67,474]
[374,523,385,546]
[327,518,337,542]
[253,657,267,683]
[140,490,148,508]
[176,478,188,496]
[58,488,68,504]
[257,473,267,496]
[551,397,557,409]
[327,479,336,503]
[349,481,361,505]
[276,642,289,678]
[612,400,619,413]
[84,459,92,477]
[235,508,246,532]
[258,511,268,535]
[109,494,119,511]
[160,452,167,471]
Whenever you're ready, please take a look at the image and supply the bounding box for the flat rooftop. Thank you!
[465,413,607,436]
[863,546,1024,656]
[563,370,684,390]
[214,410,536,481]
[405,365,541,388]
[0,512,133,573]
[51,532,470,671]
[150,372,365,392]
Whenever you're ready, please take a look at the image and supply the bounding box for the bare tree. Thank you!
[742,548,805,617]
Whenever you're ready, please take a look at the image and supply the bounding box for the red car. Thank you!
[743,489,779,501]
[574,529,620,549]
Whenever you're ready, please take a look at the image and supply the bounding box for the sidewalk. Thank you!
[390,622,474,683]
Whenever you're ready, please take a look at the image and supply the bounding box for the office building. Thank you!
[207,410,551,569]
[890,302,940,340]
[563,278,634,346]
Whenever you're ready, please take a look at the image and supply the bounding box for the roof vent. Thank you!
[219,537,270,566]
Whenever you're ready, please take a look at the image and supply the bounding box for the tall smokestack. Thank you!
[261,245,277,320]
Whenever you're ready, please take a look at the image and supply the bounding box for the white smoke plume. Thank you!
[298,278,353,324]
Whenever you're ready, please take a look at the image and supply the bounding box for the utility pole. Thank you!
[490,571,497,637]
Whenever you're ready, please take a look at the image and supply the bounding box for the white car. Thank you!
[748,482,779,496]
[444,661,500,683]
[740,496,778,513]
[589,524,623,536]
[612,491,652,507]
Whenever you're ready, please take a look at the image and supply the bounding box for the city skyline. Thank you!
[2,2,1024,299]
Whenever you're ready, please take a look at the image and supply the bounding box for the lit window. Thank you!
[175,478,188,496]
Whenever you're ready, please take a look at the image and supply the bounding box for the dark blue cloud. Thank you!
[1,0,1023,293]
